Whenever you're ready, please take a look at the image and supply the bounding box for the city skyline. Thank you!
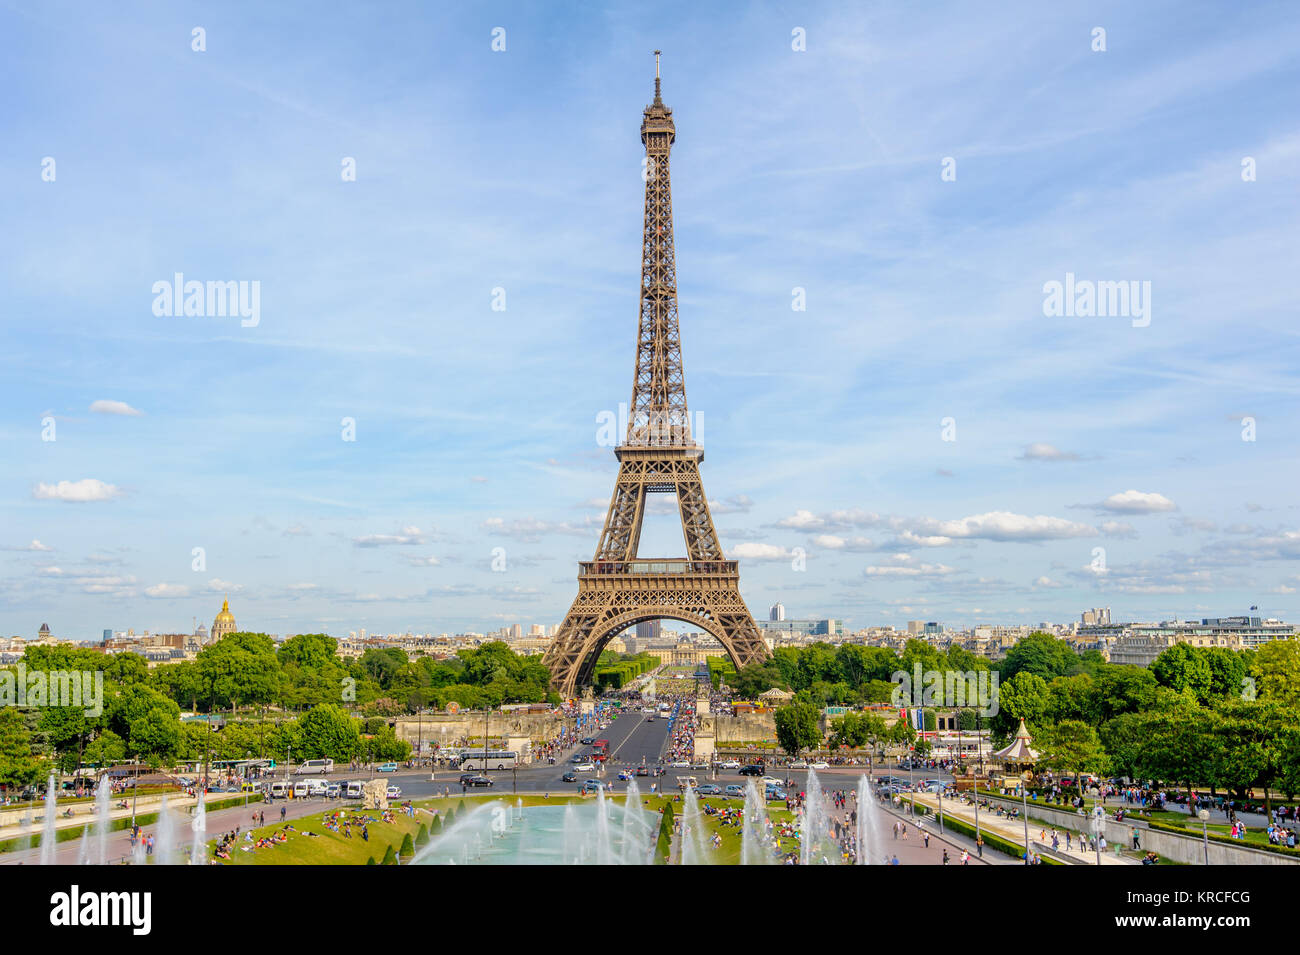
[5,3,1300,638]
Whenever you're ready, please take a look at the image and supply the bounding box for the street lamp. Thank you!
[1199,808,1210,864]
[1022,781,1031,865]
[1091,805,1105,866]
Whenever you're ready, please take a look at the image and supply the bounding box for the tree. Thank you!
[829,710,885,749]
[654,803,674,865]
[1000,632,1080,681]
[774,703,822,756]
[197,633,282,712]
[1151,643,1214,703]
[415,823,429,847]
[399,832,415,859]
[381,844,398,865]
[0,710,44,791]
[297,705,360,761]
[993,671,1049,739]
[1252,640,1300,708]
[1037,720,1109,785]
[129,706,182,765]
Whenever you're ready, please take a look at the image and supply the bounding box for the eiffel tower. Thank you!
[543,54,771,697]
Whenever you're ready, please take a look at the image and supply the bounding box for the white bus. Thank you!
[458,750,518,772]
[293,758,334,776]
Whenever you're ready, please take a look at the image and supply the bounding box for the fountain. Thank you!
[741,780,771,865]
[799,769,832,865]
[92,775,112,865]
[155,794,176,864]
[39,774,58,866]
[189,790,207,865]
[680,788,708,865]
[855,774,883,865]
[413,796,656,865]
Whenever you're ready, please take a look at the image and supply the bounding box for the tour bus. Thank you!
[458,750,518,772]
[293,758,334,776]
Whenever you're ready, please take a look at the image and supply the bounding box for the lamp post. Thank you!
[1199,808,1210,864]
[1091,805,1105,866]
[973,712,981,850]
[1022,781,1030,865]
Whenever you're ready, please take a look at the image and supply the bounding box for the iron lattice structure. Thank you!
[543,57,771,697]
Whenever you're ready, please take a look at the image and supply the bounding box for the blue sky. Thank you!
[3,1,1300,640]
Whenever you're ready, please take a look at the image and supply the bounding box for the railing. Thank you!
[579,560,737,576]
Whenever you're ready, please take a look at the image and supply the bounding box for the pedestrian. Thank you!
[942,849,949,865]
[280,805,286,822]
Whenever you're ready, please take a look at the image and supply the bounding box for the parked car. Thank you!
[562,771,578,782]
[325,783,341,798]
[386,785,402,799]
[809,761,829,770]
[790,759,809,769]
[765,786,787,801]
[696,784,723,796]
[724,784,745,797]
[376,762,398,774]
[580,737,595,745]
[581,779,606,793]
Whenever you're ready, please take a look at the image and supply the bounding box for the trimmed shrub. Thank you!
[381,844,398,865]
[415,823,429,846]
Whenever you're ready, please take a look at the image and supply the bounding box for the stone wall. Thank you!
[711,712,777,744]
[393,712,563,750]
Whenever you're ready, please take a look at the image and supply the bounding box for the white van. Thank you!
[342,780,364,799]
[267,781,290,799]
[291,780,312,798]
[294,758,334,776]
[303,778,330,796]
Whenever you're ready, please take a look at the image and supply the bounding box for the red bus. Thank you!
[592,739,610,761]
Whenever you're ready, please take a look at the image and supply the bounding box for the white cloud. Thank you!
[732,542,792,560]
[2,539,53,552]
[776,509,824,529]
[145,583,190,598]
[916,511,1095,541]
[1020,442,1080,461]
[33,479,122,502]
[1099,490,1177,514]
[864,561,956,578]
[89,399,143,416]
[205,578,243,593]
[1100,521,1138,538]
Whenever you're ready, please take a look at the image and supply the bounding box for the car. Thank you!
[386,785,402,798]
[790,759,809,769]
[738,765,765,777]
[570,754,586,763]
[695,784,723,796]
[670,760,690,768]
[581,780,606,793]
[562,771,578,782]
[572,761,595,772]
[459,773,479,785]
[618,770,633,781]
[809,761,829,770]
[465,775,493,787]
[376,762,398,774]
[646,716,656,722]
[635,766,650,777]
[580,737,595,745]
[325,783,341,798]
[718,759,741,769]
[765,787,787,801]
[724,784,744,798]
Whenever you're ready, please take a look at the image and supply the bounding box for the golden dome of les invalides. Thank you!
[211,597,236,641]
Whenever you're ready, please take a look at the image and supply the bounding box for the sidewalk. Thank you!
[909,792,1137,865]
[1,792,205,841]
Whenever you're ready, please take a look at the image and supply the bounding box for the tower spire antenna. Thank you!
[653,49,662,103]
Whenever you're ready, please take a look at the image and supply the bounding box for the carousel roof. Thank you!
[992,718,1039,761]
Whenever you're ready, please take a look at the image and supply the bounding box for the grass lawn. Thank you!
[638,794,797,864]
